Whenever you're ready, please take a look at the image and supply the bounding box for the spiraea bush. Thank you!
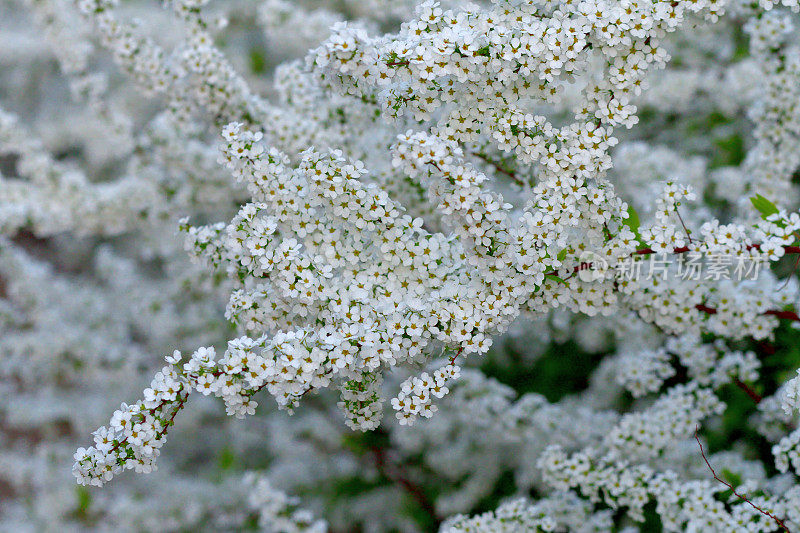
[2,0,800,531]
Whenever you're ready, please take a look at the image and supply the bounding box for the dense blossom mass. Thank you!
[2,0,800,530]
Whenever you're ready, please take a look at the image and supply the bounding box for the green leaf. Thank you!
[710,133,744,168]
[545,274,568,285]
[248,48,267,74]
[750,194,779,219]
[74,486,92,519]
[623,203,644,245]
[720,468,742,488]
[218,446,236,470]
[623,204,640,233]
[557,249,567,262]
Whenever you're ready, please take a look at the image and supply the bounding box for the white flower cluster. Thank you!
[614,183,800,339]
[245,473,327,533]
[781,368,800,416]
[772,368,800,476]
[73,350,192,486]
[539,445,800,531]
[666,335,760,387]
[392,362,461,424]
[639,182,698,252]
[82,469,329,531]
[0,108,155,237]
[74,329,351,485]
[311,0,722,141]
[338,371,384,431]
[615,346,675,397]
[605,384,725,460]
[442,493,613,532]
[740,7,800,206]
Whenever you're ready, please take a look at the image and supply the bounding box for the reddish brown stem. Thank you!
[695,427,791,532]
[154,395,188,440]
[733,377,763,404]
[87,393,186,469]
[674,207,694,244]
[694,303,800,323]
[450,347,464,364]
[695,304,718,315]
[371,446,440,527]
[364,349,462,527]
[470,152,524,186]
[764,309,800,321]
[635,245,800,255]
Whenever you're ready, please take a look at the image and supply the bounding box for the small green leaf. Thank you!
[545,274,568,285]
[750,194,779,219]
[624,204,640,233]
[623,203,644,245]
[218,446,236,470]
[720,468,742,488]
[74,486,92,519]
[248,48,267,74]
[557,249,567,262]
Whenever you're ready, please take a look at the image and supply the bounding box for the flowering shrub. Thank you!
[2,0,800,530]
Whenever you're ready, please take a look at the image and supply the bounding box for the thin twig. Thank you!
[450,346,464,364]
[470,152,524,186]
[694,303,800,322]
[694,426,791,532]
[778,253,800,291]
[550,245,800,276]
[763,309,800,321]
[154,395,188,440]
[371,446,441,527]
[366,348,462,527]
[695,304,800,323]
[674,207,694,244]
[634,245,800,256]
[733,377,763,404]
